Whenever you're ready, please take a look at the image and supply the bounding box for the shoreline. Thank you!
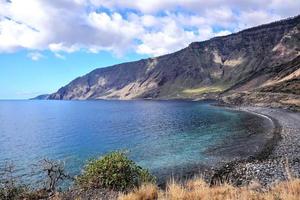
[155,103,283,187]
[221,106,282,161]
[210,105,300,187]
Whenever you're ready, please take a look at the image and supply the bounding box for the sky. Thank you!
[0,0,299,99]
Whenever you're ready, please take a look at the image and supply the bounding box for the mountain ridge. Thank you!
[47,15,300,109]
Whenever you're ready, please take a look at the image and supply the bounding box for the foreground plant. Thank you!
[40,159,71,193]
[119,178,300,200]
[76,151,155,191]
[0,163,28,200]
[0,159,72,200]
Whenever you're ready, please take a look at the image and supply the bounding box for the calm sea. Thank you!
[0,100,273,183]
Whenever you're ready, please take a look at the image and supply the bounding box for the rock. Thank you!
[46,15,300,106]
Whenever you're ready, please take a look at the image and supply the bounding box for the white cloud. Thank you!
[0,0,299,57]
[136,21,200,56]
[86,11,144,55]
[54,52,66,60]
[237,10,281,30]
[27,52,44,61]
[0,15,42,52]
[215,30,232,37]
[89,0,300,16]
[270,0,300,16]
[49,43,79,53]
[89,0,178,13]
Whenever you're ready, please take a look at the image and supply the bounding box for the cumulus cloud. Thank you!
[136,21,198,56]
[0,0,299,57]
[91,0,300,16]
[27,51,44,61]
[237,10,281,30]
[49,43,79,53]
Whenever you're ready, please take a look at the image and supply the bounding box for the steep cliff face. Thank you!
[48,15,300,103]
[221,55,300,111]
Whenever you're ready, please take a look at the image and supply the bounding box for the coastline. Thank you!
[60,104,300,199]
[211,105,300,187]
[146,102,286,187]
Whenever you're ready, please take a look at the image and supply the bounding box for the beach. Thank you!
[213,106,300,187]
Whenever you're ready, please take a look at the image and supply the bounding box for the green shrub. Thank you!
[0,163,29,200]
[0,186,28,200]
[76,151,155,191]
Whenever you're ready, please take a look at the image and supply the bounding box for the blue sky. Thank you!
[0,50,146,99]
[0,0,299,99]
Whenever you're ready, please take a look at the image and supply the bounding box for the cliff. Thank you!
[48,15,300,108]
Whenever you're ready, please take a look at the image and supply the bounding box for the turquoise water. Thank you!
[0,100,272,182]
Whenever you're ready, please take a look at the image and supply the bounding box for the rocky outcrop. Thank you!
[31,94,50,100]
[48,15,300,107]
[221,55,300,111]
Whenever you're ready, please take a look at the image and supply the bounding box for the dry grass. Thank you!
[119,178,300,200]
[119,183,158,200]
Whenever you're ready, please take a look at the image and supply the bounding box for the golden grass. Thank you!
[119,178,300,200]
[119,183,159,200]
[182,86,224,95]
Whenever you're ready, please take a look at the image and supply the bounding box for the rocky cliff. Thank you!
[48,15,300,108]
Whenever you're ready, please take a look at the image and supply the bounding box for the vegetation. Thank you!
[76,151,155,191]
[119,178,300,200]
[0,182,28,200]
[2,152,300,200]
[40,159,71,193]
[0,160,71,200]
[182,86,225,95]
[0,163,29,200]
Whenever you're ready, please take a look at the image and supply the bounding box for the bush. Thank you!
[76,151,155,191]
[0,160,71,200]
[0,186,28,200]
[40,159,71,192]
[0,163,29,200]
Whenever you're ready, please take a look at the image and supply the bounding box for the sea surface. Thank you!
[0,100,273,183]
